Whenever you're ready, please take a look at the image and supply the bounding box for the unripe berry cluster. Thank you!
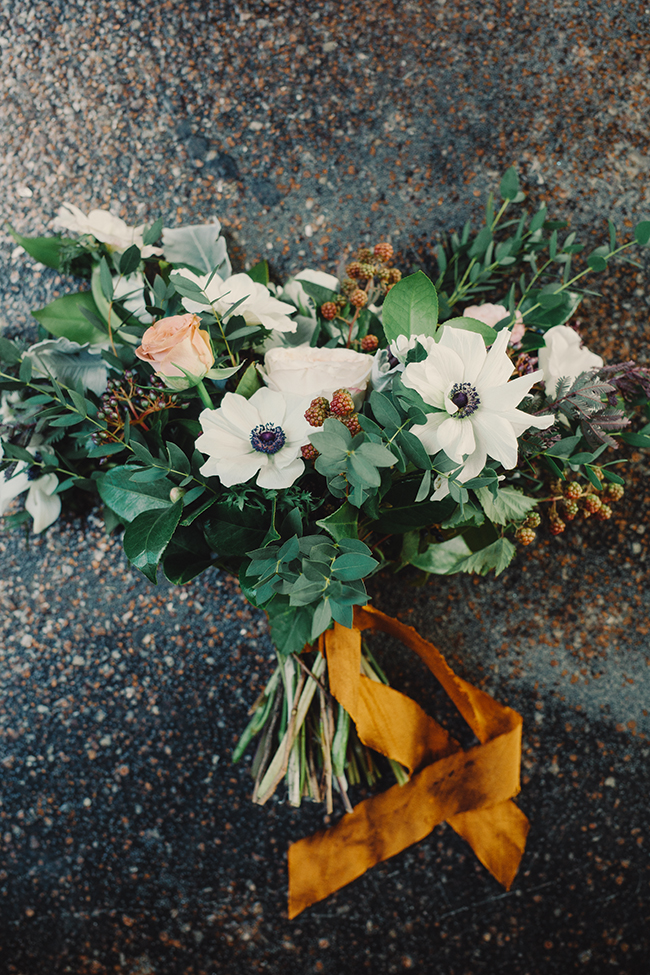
[92,371,181,445]
[301,388,361,460]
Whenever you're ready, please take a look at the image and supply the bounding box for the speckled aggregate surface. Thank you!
[1,1,650,973]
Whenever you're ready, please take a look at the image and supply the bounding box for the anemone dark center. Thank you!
[449,382,480,418]
[250,423,286,454]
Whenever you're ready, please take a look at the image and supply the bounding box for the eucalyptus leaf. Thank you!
[26,337,108,395]
[163,222,231,276]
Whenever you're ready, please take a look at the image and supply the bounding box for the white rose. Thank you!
[538,325,603,398]
[54,203,161,257]
[262,345,373,407]
[178,270,297,334]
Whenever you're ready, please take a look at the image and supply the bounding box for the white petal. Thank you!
[436,416,476,463]
[500,408,555,438]
[472,412,519,470]
[0,466,30,515]
[218,392,262,433]
[410,413,447,454]
[257,456,304,489]
[201,451,264,487]
[480,369,543,413]
[25,479,61,533]
[438,327,486,384]
[475,327,513,390]
[248,386,288,426]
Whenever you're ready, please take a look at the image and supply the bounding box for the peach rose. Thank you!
[136,313,214,389]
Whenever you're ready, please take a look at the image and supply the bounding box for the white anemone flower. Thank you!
[178,270,297,334]
[54,203,161,257]
[0,448,61,533]
[196,387,309,490]
[402,326,554,497]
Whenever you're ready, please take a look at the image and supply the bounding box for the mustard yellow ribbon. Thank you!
[288,606,529,918]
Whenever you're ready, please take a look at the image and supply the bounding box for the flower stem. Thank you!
[196,380,213,410]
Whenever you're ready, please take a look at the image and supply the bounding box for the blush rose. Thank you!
[135,313,214,389]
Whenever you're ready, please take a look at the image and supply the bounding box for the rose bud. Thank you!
[135,313,214,390]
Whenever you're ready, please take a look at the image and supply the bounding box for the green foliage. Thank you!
[123,500,183,583]
[32,291,107,345]
[310,417,397,508]
[475,486,538,525]
[410,534,516,577]
[97,466,174,522]
[245,533,377,653]
[8,226,71,270]
[163,222,231,276]
[247,260,269,286]
[382,271,439,342]
[234,361,262,399]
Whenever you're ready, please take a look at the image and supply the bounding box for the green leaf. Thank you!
[409,535,473,573]
[468,226,493,260]
[455,537,516,576]
[620,431,650,448]
[331,552,378,581]
[247,259,269,286]
[162,524,213,584]
[369,391,401,429]
[311,599,333,641]
[123,500,183,584]
[204,504,268,557]
[7,226,70,269]
[316,502,358,541]
[0,337,23,365]
[634,221,650,246]
[32,291,107,345]
[268,601,313,654]
[97,466,173,522]
[358,442,397,468]
[499,166,520,201]
[441,316,497,345]
[529,206,547,234]
[348,452,382,488]
[475,486,537,525]
[48,413,86,428]
[382,271,439,342]
[19,357,32,384]
[87,442,127,458]
[142,218,163,248]
[234,361,262,399]
[163,222,231,277]
[99,256,114,301]
[119,244,141,276]
[26,337,108,396]
[587,249,608,272]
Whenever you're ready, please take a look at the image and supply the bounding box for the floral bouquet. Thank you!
[2,169,649,911]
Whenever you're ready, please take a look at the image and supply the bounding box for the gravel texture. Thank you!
[1,1,649,973]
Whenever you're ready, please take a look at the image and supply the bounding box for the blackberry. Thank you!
[604,483,624,502]
[582,494,602,514]
[350,289,368,309]
[595,503,612,521]
[524,512,541,528]
[562,498,579,520]
[338,413,361,436]
[346,261,362,279]
[301,443,319,462]
[564,482,583,500]
[305,397,331,427]
[515,526,536,545]
[330,389,355,417]
[360,334,379,352]
[374,242,394,262]
[321,302,337,320]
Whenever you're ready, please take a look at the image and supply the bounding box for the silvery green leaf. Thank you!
[26,337,108,395]
[163,221,232,276]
